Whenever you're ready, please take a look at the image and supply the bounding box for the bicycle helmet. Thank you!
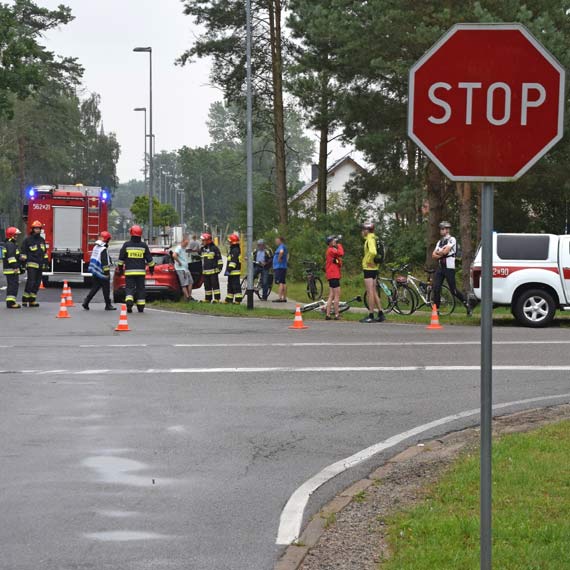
[439,221,452,229]
[325,235,337,245]
[361,222,375,232]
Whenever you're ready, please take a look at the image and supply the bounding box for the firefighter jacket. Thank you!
[117,236,155,276]
[201,243,223,275]
[226,244,241,276]
[21,233,49,270]
[88,240,111,280]
[1,238,21,275]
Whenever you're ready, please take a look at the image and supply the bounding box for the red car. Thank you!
[112,247,203,303]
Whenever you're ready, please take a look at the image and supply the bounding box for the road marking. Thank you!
[8,339,570,350]
[2,365,570,376]
[275,392,570,545]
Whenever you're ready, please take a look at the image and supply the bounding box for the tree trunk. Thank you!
[317,121,328,214]
[268,0,288,228]
[425,161,444,267]
[456,182,473,292]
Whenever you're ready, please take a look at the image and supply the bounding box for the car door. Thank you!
[559,236,570,304]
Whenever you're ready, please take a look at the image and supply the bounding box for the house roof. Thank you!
[290,153,367,203]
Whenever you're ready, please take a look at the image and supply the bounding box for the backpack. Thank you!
[374,237,385,264]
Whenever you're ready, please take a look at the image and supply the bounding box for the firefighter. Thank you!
[82,231,116,311]
[20,220,49,307]
[116,225,155,313]
[224,233,243,304]
[2,227,23,309]
[200,233,223,303]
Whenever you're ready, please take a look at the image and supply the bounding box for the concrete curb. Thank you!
[274,405,570,570]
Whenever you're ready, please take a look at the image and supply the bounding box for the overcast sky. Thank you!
[38,0,352,185]
[40,0,219,182]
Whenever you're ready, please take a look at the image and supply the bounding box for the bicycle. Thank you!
[300,295,362,315]
[364,265,416,315]
[240,262,273,300]
[404,267,456,316]
[302,260,324,300]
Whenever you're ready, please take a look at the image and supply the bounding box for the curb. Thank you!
[274,404,570,570]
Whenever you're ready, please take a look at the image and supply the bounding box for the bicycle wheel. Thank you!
[300,300,323,313]
[253,274,263,300]
[306,276,323,300]
[240,277,248,296]
[393,283,416,315]
[437,285,456,316]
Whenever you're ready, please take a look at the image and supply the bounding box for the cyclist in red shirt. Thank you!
[325,235,344,320]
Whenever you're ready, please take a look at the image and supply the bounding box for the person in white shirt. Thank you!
[432,221,472,315]
[172,235,193,301]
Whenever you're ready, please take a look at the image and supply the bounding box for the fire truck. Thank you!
[23,184,110,285]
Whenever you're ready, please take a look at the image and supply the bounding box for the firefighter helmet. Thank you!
[228,233,240,244]
[130,225,143,237]
[31,220,43,229]
[201,232,212,243]
[100,231,112,242]
[6,227,21,239]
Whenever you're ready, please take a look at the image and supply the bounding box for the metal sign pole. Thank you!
[480,182,494,570]
[245,0,254,310]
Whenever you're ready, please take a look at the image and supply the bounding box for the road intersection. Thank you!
[1,292,569,569]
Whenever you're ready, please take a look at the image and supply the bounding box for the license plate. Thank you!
[146,279,156,285]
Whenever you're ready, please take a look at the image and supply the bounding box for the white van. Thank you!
[471,233,570,327]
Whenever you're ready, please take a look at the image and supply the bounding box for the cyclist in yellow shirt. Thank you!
[361,222,386,323]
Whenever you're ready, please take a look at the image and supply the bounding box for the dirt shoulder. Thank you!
[276,404,570,570]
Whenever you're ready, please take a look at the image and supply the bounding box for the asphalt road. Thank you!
[1,290,569,570]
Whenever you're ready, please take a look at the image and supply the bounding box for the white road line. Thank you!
[2,365,570,376]
[276,392,570,545]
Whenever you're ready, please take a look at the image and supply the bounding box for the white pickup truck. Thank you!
[472,233,570,327]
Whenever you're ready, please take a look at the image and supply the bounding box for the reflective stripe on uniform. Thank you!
[3,270,16,275]
[124,270,146,276]
[136,300,146,305]
[27,262,40,269]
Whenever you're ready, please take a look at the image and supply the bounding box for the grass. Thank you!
[382,421,570,570]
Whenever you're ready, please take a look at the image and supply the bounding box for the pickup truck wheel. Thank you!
[513,289,556,328]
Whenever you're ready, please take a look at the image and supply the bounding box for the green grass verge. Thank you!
[151,298,570,326]
[382,421,570,570]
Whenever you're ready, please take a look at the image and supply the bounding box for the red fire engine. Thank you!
[24,184,110,285]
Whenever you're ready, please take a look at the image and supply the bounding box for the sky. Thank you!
[38,0,353,184]
[40,0,219,182]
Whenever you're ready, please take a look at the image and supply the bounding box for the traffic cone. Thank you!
[426,304,443,330]
[289,304,309,330]
[66,283,75,307]
[115,304,130,332]
[39,280,45,290]
[56,294,71,319]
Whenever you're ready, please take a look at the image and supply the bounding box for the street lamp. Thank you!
[133,46,153,242]
[133,107,147,192]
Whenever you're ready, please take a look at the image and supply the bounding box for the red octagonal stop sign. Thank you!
[409,24,565,181]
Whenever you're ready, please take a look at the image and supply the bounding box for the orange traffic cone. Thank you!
[115,304,130,332]
[39,280,45,290]
[289,304,309,330]
[66,282,75,307]
[56,294,71,319]
[426,304,443,330]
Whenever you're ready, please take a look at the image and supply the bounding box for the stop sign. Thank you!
[409,24,565,181]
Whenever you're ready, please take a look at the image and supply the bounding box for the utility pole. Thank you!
[200,174,206,230]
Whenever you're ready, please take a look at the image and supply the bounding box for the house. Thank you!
[290,154,369,210]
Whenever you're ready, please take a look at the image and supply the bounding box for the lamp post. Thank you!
[133,46,153,241]
[133,107,147,192]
